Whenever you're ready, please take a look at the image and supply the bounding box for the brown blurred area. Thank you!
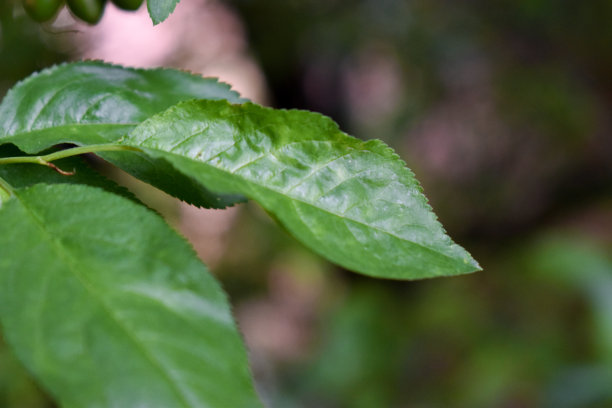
[1,0,612,407]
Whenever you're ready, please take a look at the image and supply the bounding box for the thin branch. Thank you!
[0,144,141,175]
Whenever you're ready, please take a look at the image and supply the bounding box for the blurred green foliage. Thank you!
[1,0,612,406]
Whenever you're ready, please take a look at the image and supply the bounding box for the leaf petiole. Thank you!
[0,144,141,175]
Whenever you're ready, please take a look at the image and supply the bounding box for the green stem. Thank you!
[0,144,141,175]
[0,144,140,166]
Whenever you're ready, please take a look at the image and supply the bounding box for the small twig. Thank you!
[47,162,75,176]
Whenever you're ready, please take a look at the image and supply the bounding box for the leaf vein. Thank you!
[15,195,195,408]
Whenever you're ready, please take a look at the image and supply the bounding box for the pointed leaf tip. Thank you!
[147,0,181,25]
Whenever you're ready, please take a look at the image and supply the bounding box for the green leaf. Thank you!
[0,61,246,208]
[0,61,242,154]
[121,99,481,279]
[101,149,246,209]
[147,0,181,25]
[0,183,261,408]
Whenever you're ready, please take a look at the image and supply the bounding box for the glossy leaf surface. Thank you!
[122,100,480,279]
[147,0,180,25]
[0,184,261,407]
[0,61,242,154]
[0,61,245,208]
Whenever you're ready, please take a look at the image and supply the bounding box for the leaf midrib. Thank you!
[147,147,472,271]
[15,191,193,408]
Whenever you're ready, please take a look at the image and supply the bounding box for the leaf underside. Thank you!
[0,184,261,408]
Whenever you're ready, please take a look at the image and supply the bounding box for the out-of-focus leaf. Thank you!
[529,237,612,359]
[147,0,180,25]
